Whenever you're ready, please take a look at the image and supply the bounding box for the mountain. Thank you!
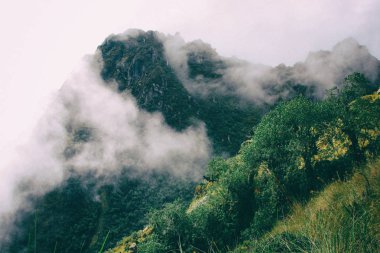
[2,30,380,253]
[98,30,263,154]
[106,74,380,253]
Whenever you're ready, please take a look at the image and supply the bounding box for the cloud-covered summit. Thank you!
[158,31,380,102]
[1,29,379,246]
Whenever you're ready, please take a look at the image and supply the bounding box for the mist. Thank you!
[0,0,379,250]
[0,53,211,242]
[1,28,379,245]
[160,33,379,103]
[1,0,379,176]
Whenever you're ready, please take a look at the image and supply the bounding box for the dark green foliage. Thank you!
[196,96,262,154]
[8,28,380,253]
[252,232,313,253]
[88,172,195,252]
[6,32,263,253]
[137,234,167,253]
[338,72,377,103]
[349,95,380,157]
[326,72,380,163]
[194,158,254,249]
[190,190,240,248]
[97,231,110,253]
[240,84,378,200]
[135,156,255,252]
[147,186,243,251]
[98,31,262,155]
[219,159,255,234]
[241,97,330,197]
[146,200,192,252]
[243,169,283,238]
[7,172,195,253]
[130,72,379,253]
[8,178,101,253]
[99,31,195,131]
[187,50,225,80]
[12,70,376,253]
[100,39,126,81]
[204,157,229,181]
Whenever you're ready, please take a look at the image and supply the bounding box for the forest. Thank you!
[3,31,379,253]
[106,71,380,252]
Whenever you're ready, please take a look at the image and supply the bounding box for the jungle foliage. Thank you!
[5,30,380,253]
[107,72,379,252]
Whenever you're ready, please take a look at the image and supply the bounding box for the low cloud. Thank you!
[159,33,379,103]
[0,53,211,242]
[60,54,210,177]
[1,29,379,244]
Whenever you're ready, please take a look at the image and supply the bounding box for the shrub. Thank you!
[253,232,313,253]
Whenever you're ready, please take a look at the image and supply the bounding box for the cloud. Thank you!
[0,0,379,246]
[1,26,379,245]
[0,53,211,242]
[1,0,379,196]
[159,33,379,103]
[60,57,210,177]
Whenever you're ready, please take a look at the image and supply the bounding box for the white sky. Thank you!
[0,0,379,169]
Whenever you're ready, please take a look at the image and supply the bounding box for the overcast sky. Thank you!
[0,0,379,169]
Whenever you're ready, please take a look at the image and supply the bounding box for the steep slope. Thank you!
[106,81,379,253]
[98,30,263,155]
[3,30,380,253]
[4,31,262,253]
[234,158,380,252]
[98,30,380,154]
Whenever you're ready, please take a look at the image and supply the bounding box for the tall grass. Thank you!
[235,159,380,252]
[97,230,110,253]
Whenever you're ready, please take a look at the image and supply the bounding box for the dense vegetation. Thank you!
[7,172,195,253]
[236,158,380,253]
[99,31,264,155]
[4,31,380,253]
[107,73,379,252]
[5,31,264,253]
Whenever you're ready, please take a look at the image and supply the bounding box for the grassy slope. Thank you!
[234,158,380,253]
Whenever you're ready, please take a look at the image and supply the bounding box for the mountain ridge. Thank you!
[2,30,380,253]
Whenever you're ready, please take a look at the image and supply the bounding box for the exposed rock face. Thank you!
[98,30,262,155]
[98,31,380,155]
[99,31,195,131]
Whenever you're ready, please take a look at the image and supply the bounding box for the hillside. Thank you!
[106,75,380,252]
[2,30,380,253]
[108,158,380,253]
[235,158,380,252]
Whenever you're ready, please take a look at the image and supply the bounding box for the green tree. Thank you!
[338,72,376,104]
[242,97,323,197]
[147,200,191,252]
